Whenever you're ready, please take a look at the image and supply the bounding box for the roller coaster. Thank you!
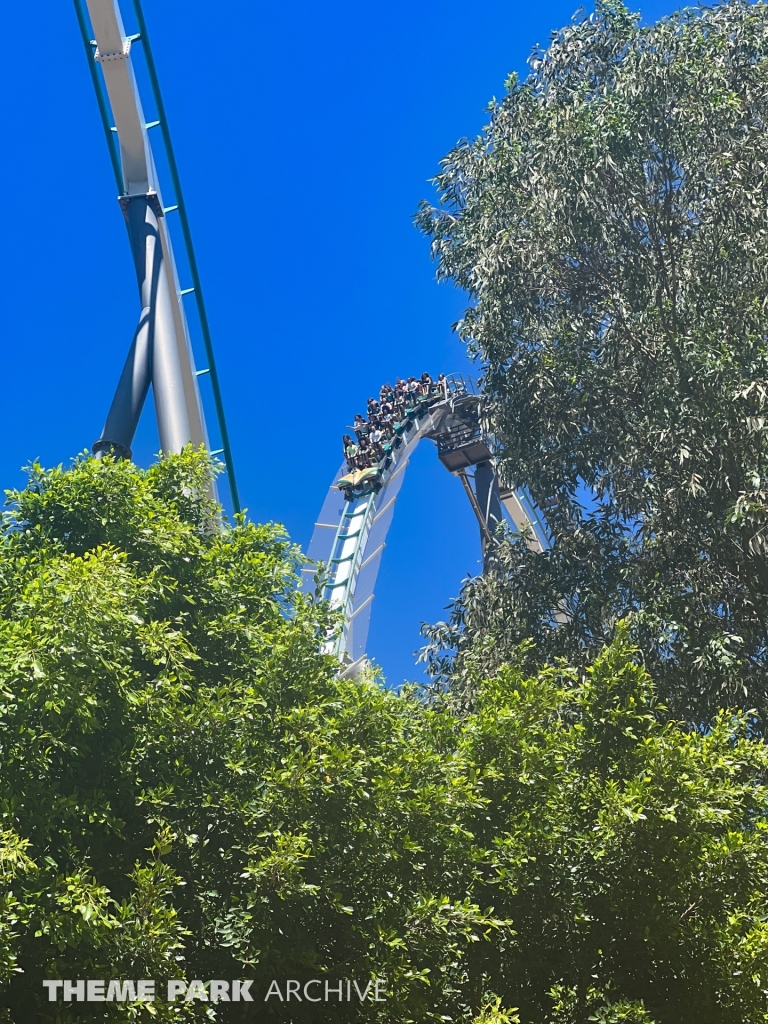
[72,0,238,510]
[305,374,548,674]
[74,0,549,676]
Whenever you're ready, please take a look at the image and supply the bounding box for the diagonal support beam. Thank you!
[457,468,495,549]
[82,0,209,463]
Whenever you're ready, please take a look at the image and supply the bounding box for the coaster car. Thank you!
[337,467,381,491]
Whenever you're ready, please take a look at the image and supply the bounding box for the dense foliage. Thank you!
[417,0,768,724]
[0,452,767,1023]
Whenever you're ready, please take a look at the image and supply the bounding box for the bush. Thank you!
[0,452,766,1022]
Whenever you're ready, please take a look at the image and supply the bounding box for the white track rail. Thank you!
[306,392,548,673]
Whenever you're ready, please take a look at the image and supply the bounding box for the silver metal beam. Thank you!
[85,0,209,460]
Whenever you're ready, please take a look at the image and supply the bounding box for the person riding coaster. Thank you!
[342,433,358,470]
[339,370,453,497]
[353,413,369,440]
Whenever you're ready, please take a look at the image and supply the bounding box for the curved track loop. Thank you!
[305,376,549,676]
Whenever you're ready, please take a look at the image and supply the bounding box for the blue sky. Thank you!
[1,0,678,685]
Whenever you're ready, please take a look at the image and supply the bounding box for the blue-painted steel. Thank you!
[130,0,240,514]
[72,0,240,514]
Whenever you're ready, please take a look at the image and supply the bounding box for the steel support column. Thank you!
[473,460,503,562]
[83,0,210,464]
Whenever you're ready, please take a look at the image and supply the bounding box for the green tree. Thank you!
[458,629,768,1024]
[1,452,768,1022]
[0,451,497,1023]
[417,0,768,723]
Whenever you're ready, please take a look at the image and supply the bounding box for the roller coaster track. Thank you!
[74,7,546,669]
[306,374,549,676]
[73,0,239,512]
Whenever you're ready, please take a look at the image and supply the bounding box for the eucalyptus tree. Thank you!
[1,453,768,1022]
[417,0,768,723]
[0,452,511,1023]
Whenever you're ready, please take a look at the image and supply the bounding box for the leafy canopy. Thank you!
[0,452,767,1022]
[417,0,768,723]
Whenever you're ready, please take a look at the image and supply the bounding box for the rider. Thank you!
[369,425,384,460]
[343,434,358,469]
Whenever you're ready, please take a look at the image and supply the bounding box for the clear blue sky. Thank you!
[1,0,678,685]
